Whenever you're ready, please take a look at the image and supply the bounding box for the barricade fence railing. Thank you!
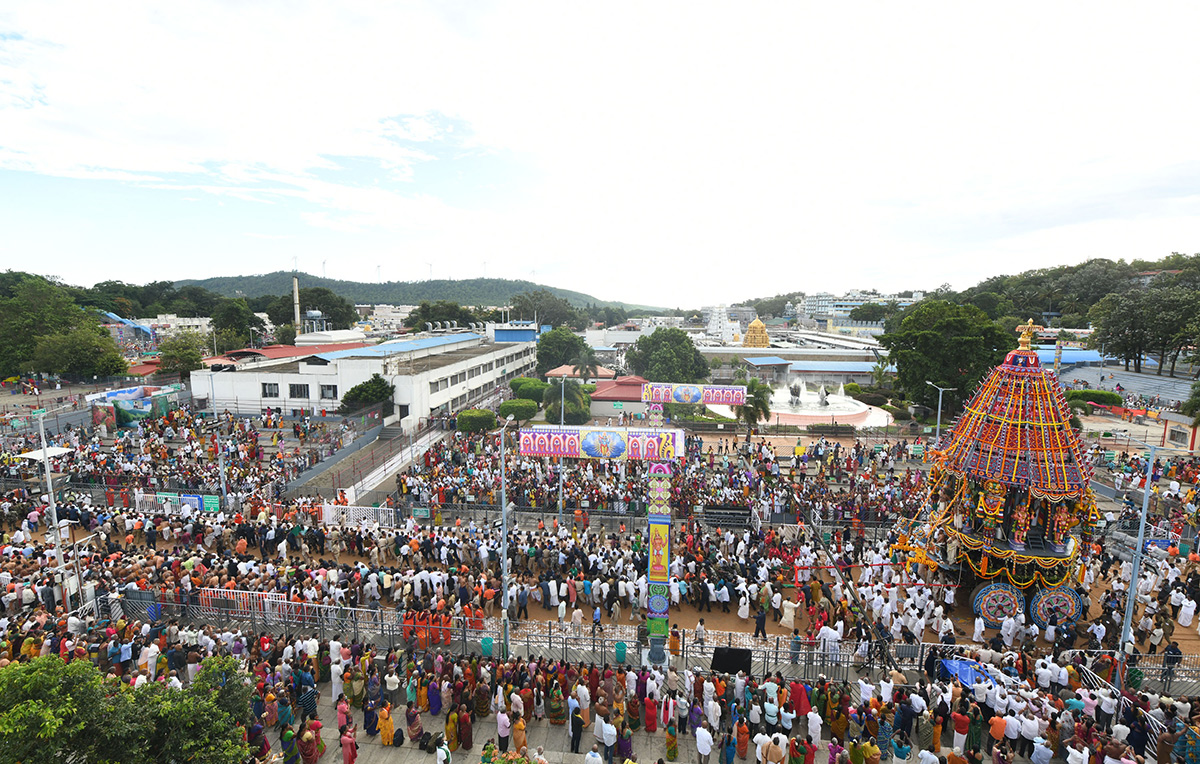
[319,501,651,528]
[1060,648,1200,695]
[86,587,864,682]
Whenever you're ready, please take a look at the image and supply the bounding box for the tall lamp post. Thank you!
[557,374,566,527]
[499,413,515,659]
[926,381,956,445]
[17,410,71,612]
[1118,436,1159,678]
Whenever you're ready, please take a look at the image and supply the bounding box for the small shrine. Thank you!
[742,317,770,348]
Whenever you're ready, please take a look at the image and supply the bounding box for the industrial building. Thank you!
[190,332,536,432]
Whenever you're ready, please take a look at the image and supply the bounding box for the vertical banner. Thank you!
[646,462,672,638]
[647,403,664,428]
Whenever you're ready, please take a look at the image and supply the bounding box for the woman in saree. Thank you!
[476,679,493,717]
[429,677,444,716]
[378,702,395,746]
[966,706,983,753]
[513,712,528,754]
[611,694,625,728]
[827,737,845,764]
[366,673,383,707]
[548,681,566,724]
[406,701,424,743]
[363,697,380,737]
[459,704,474,750]
[445,706,460,752]
[298,727,320,764]
[348,670,366,708]
[407,672,419,706]
[278,694,296,731]
[420,673,433,712]
[877,710,894,764]
[617,721,633,761]
[248,723,271,761]
[627,690,641,731]
[645,694,659,733]
[337,694,352,730]
[688,700,703,735]
[280,727,300,764]
[264,692,279,727]
[736,717,750,759]
[830,707,848,745]
[440,680,454,718]
[666,720,680,761]
[789,735,805,764]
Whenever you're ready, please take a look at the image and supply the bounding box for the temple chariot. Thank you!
[895,320,1098,630]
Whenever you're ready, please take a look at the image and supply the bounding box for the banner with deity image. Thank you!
[518,426,684,461]
[641,383,746,406]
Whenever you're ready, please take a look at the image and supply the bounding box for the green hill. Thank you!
[175,272,658,310]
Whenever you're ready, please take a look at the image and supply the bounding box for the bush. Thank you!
[516,379,550,403]
[881,404,912,421]
[339,373,395,417]
[499,399,538,422]
[546,402,590,425]
[580,383,597,395]
[509,377,537,393]
[456,409,497,433]
[806,423,856,435]
[853,392,888,407]
[1068,400,1095,416]
[842,382,862,395]
[1066,389,1123,407]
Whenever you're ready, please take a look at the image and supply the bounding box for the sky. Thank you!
[2,2,1200,308]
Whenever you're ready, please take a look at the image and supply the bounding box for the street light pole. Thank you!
[557,374,565,528]
[926,381,957,445]
[1120,439,1158,648]
[36,412,70,612]
[499,413,515,658]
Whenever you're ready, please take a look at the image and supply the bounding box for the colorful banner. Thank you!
[641,383,746,406]
[519,426,684,461]
[646,464,673,638]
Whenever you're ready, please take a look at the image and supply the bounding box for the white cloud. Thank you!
[1,1,1200,305]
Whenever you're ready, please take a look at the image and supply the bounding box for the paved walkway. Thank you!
[1070,364,1195,403]
[302,679,685,764]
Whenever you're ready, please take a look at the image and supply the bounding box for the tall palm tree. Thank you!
[572,347,600,382]
[733,377,772,443]
[543,378,588,421]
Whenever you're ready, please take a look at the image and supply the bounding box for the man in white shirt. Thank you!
[696,720,715,764]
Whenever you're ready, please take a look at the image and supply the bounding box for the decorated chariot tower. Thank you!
[899,320,1098,630]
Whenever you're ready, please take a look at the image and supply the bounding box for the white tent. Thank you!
[16,446,72,461]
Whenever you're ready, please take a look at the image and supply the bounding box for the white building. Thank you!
[190,332,536,432]
[140,313,213,336]
[704,306,737,343]
[802,291,924,318]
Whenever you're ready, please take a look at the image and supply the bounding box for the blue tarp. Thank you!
[941,658,992,686]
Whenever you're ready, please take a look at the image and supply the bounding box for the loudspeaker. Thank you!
[710,646,752,675]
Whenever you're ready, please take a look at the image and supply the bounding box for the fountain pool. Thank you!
[707,381,894,428]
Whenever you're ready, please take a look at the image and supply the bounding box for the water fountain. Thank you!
[708,379,894,428]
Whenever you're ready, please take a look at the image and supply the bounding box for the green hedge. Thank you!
[580,383,597,395]
[509,377,537,393]
[806,423,856,435]
[516,379,550,403]
[881,404,912,421]
[853,392,888,407]
[842,382,862,395]
[499,399,538,422]
[1066,389,1123,407]
[545,403,590,426]
[456,409,497,433]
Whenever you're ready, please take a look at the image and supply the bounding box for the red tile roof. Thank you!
[590,375,649,402]
[545,364,616,379]
[223,343,370,361]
